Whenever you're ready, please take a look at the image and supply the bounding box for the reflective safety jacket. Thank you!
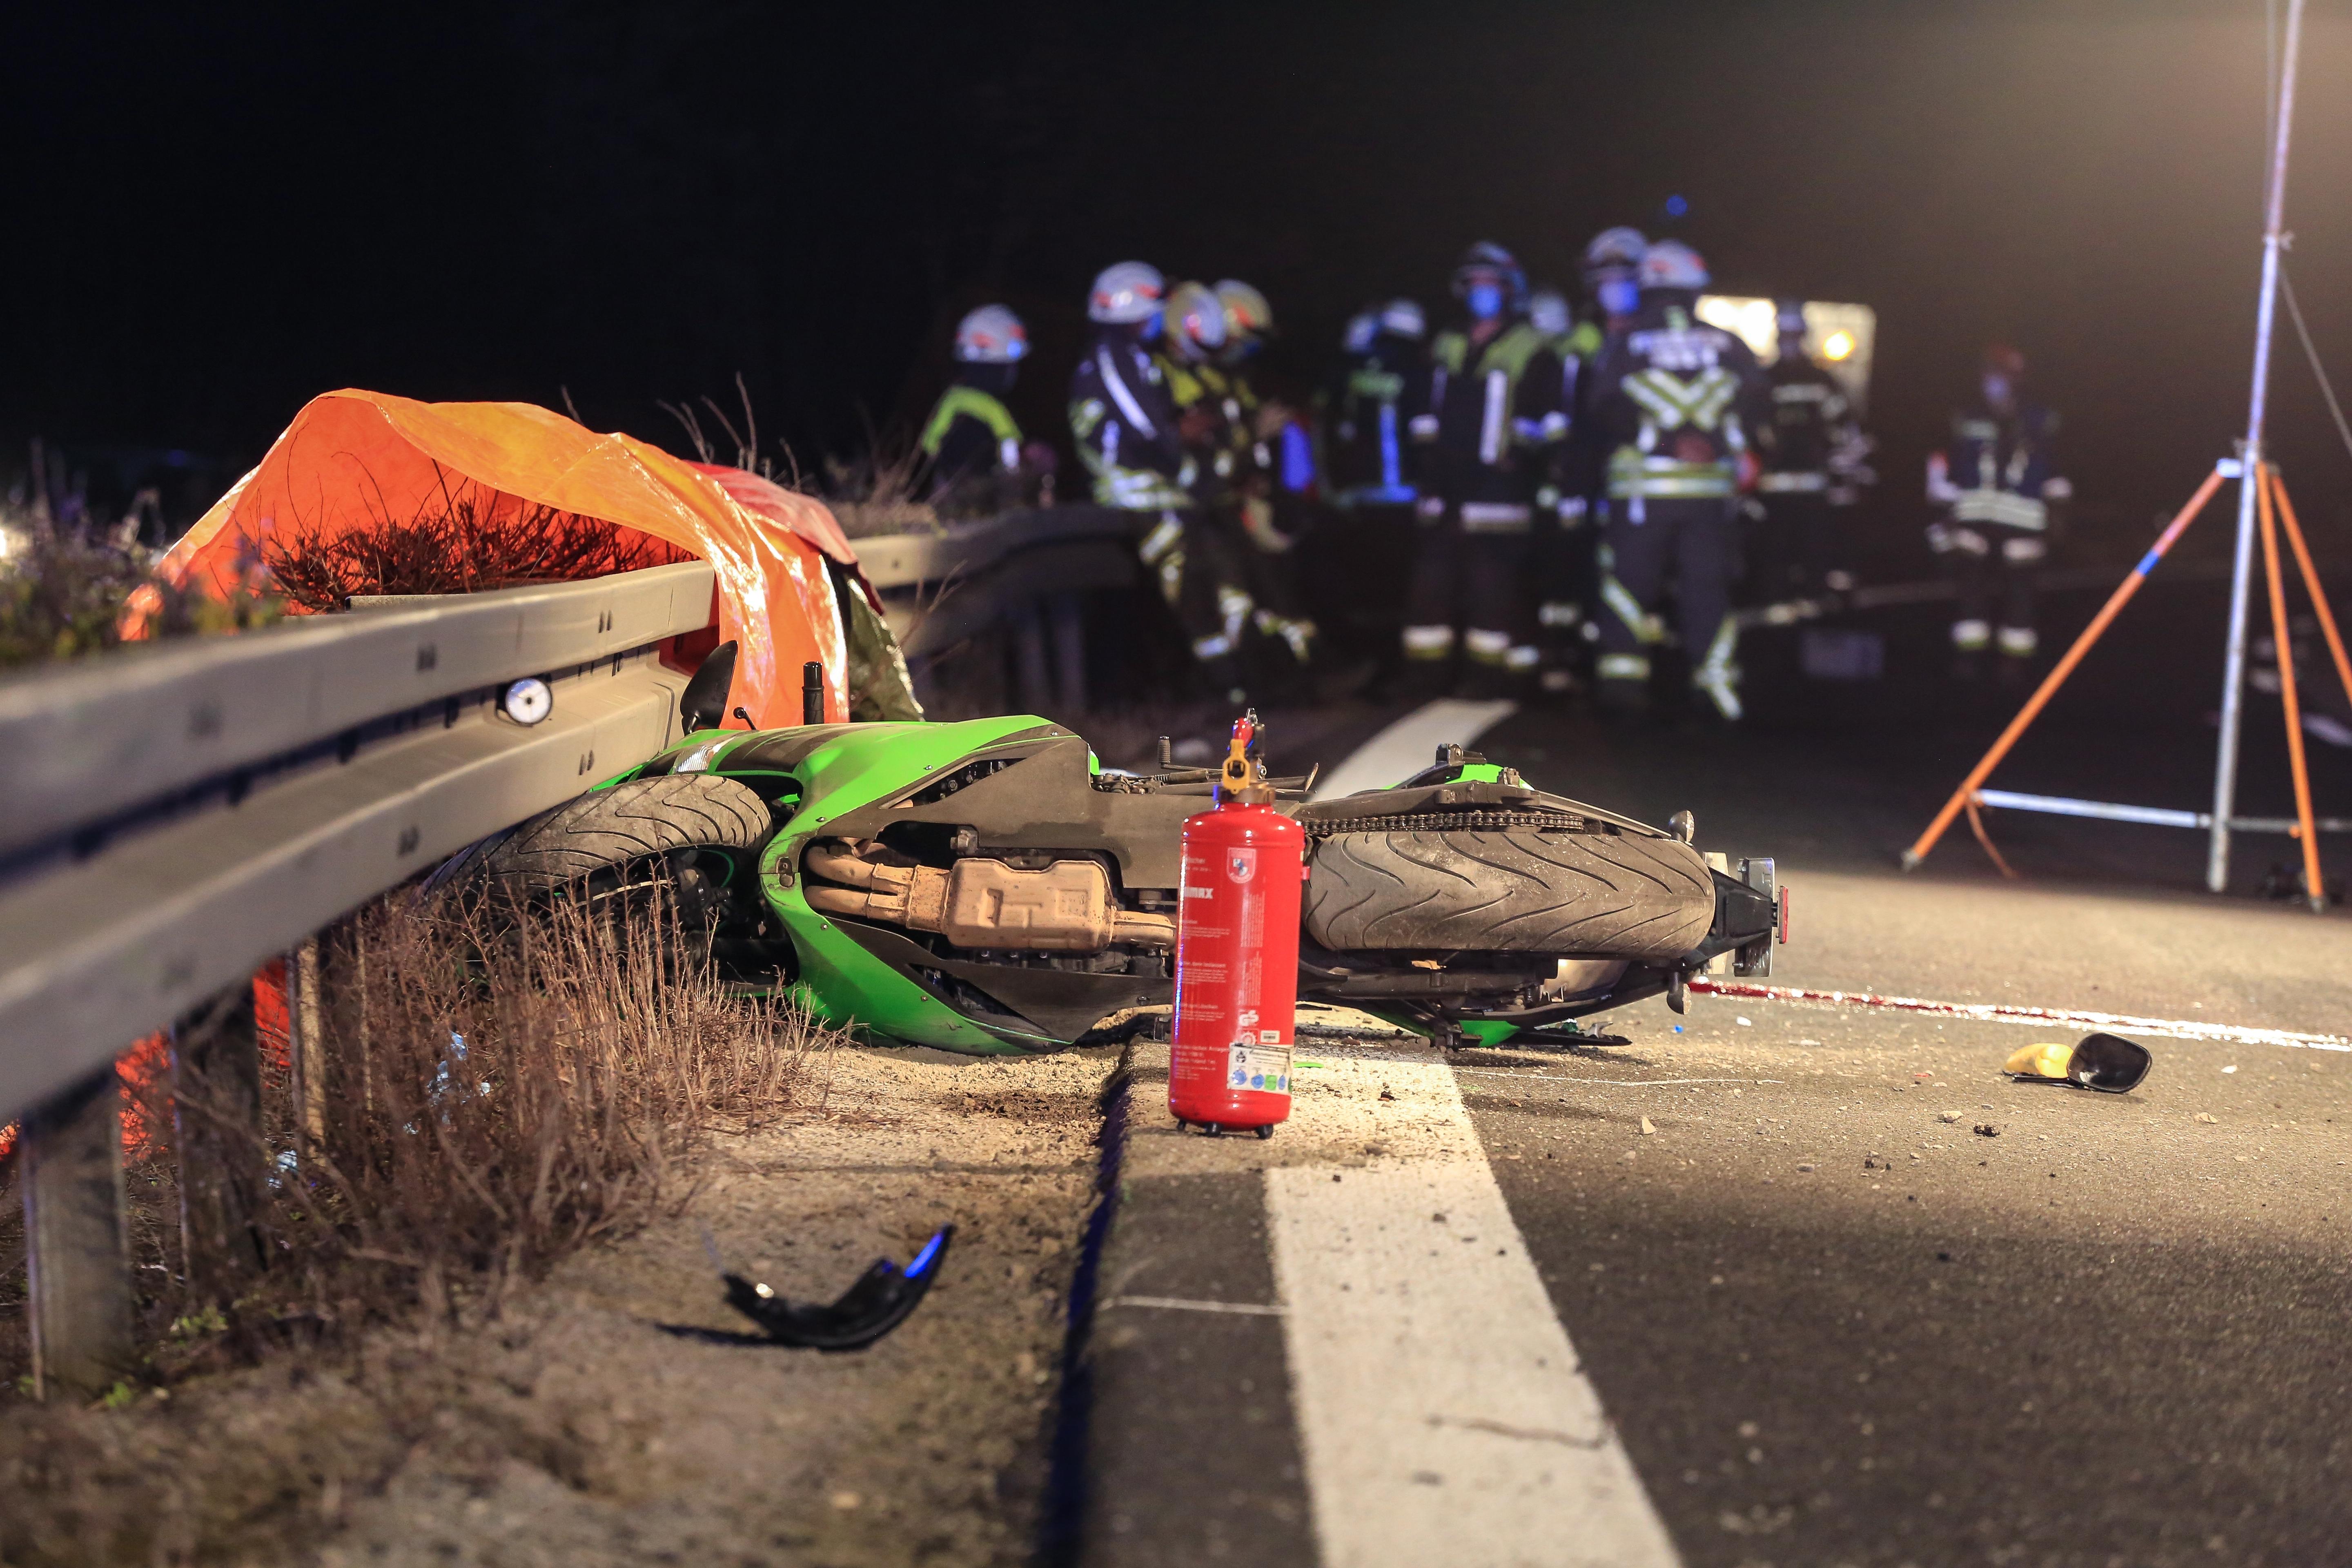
[918,381,1021,489]
[1413,318,1565,517]
[1929,401,2065,532]
[1070,332,1193,511]
[1589,295,1762,504]
[1325,330,1432,507]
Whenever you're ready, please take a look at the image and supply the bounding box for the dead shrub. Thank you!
[248,888,833,1326]
[0,499,282,669]
[253,470,693,612]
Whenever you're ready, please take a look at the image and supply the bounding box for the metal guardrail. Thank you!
[0,560,717,1125]
[855,505,1139,660]
[3,560,718,1398]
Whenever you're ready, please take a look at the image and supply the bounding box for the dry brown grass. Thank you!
[243,889,831,1323]
[0,499,283,668]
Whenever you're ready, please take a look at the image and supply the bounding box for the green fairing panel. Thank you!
[743,716,1073,1054]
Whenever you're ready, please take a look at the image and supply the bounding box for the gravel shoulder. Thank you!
[1,1042,1121,1567]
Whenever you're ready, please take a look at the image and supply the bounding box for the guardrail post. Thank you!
[21,1062,135,1401]
[171,978,268,1305]
[287,939,327,1150]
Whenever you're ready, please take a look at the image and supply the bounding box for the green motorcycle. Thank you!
[450,645,1782,1054]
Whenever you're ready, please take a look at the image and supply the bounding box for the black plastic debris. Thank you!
[719,1226,955,1350]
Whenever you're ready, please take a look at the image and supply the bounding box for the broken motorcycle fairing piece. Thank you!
[448,653,1784,1053]
[2003,1033,2154,1094]
[724,1227,955,1350]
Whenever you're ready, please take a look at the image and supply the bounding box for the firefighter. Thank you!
[919,304,1028,508]
[1070,261,1187,509]
[1209,278,1318,672]
[1069,261,1208,677]
[1584,227,1648,335]
[1146,279,1265,698]
[1326,299,1427,508]
[1587,239,1763,722]
[1533,230,1647,697]
[1402,242,1565,697]
[1928,344,2069,678]
[1751,300,1865,598]
[1526,285,1606,696]
[1319,298,1429,683]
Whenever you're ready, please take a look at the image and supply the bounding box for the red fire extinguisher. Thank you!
[1170,711,1305,1138]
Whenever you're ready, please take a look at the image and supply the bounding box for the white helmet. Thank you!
[1528,289,1571,337]
[1089,260,1166,324]
[953,303,1028,363]
[1637,240,1710,292]
[1165,281,1229,361]
[1214,278,1274,342]
[1582,226,1648,281]
[1377,298,1427,340]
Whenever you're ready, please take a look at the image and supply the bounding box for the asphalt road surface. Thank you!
[1067,608,2352,1568]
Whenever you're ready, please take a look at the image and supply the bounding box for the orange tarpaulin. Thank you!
[156,389,849,726]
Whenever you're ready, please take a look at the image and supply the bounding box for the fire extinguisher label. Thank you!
[1226,1040,1293,1094]
[1225,847,1258,883]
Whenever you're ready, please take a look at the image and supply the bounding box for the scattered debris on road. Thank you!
[1938,1110,1964,1123]
[1640,1116,1657,1135]
[1973,1124,2000,1137]
[2197,1112,2221,1124]
[716,1226,955,1350]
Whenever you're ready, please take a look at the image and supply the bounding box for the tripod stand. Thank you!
[1904,0,2345,911]
[1902,461,2350,911]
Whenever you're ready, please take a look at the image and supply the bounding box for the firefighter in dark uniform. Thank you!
[1536,229,1648,695]
[1928,344,2069,678]
[919,304,1029,510]
[1069,261,1209,675]
[1326,299,1428,509]
[1151,279,1266,699]
[1587,239,1763,721]
[1526,285,1603,695]
[1318,299,1428,684]
[1402,242,1565,697]
[1752,300,1865,597]
[1208,278,1317,672]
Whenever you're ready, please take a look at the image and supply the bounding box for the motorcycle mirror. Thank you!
[681,640,739,733]
[2067,1032,2154,1094]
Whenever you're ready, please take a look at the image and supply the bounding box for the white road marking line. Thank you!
[1099,1294,1286,1317]
[1267,1051,1681,1568]
[1692,980,2351,1051]
[1309,697,1517,800]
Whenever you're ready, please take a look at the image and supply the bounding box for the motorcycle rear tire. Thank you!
[1303,828,1713,962]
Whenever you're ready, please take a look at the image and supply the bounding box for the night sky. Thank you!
[12,1,2352,557]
